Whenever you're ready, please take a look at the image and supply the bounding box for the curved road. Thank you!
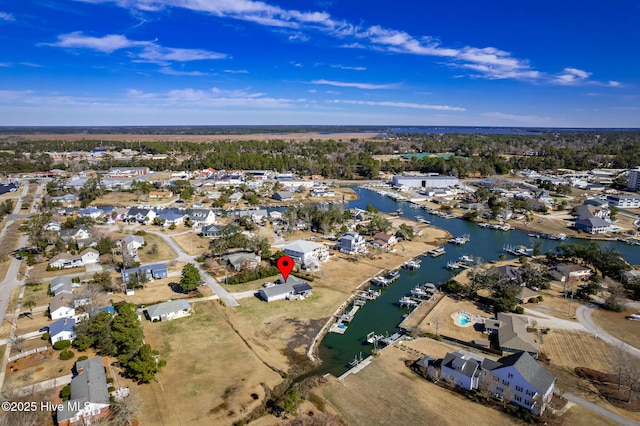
[576,303,640,359]
[146,230,239,307]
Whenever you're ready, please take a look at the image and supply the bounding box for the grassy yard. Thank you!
[136,233,177,263]
[138,301,282,426]
[592,307,640,350]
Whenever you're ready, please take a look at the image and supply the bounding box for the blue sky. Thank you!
[1,0,639,127]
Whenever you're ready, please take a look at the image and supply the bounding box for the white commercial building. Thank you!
[391,174,459,189]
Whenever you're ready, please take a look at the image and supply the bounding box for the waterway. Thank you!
[314,187,640,377]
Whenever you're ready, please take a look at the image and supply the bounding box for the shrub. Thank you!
[106,377,114,384]
[59,349,74,360]
[77,355,89,361]
[41,332,50,341]
[60,384,71,401]
[53,340,71,350]
[537,296,544,302]
[514,306,524,314]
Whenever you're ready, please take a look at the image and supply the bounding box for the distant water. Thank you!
[390,127,542,135]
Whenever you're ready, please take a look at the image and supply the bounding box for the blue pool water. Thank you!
[459,315,470,325]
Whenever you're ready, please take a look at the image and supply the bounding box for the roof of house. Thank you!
[49,317,75,337]
[282,240,324,254]
[519,287,539,300]
[442,352,481,378]
[491,351,556,393]
[372,232,394,242]
[123,234,144,246]
[493,265,523,282]
[222,252,260,268]
[50,276,73,288]
[49,294,75,313]
[576,217,611,228]
[145,299,190,318]
[273,191,294,199]
[496,313,540,354]
[57,357,110,422]
[556,263,591,274]
[260,276,311,299]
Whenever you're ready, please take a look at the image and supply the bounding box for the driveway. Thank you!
[576,303,640,359]
[146,230,239,307]
[562,392,640,426]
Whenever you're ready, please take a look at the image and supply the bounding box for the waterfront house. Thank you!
[49,317,76,344]
[575,217,612,234]
[281,240,329,270]
[371,232,398,249]
[258,276,312,302]
[145,299,192,321]
[49,294,76,320]
[440,352,482,390]
[337,231,367,255]
[57,357,111,426]
[549,263,592,283]
[481,351,556,415]
[607,194,640,208]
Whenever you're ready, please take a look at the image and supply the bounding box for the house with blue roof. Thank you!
[49,317,76,343]
[156,210,185,227]
[121,263,168,283]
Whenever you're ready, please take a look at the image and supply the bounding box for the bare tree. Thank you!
[10,336,25,353]
[501,385,517,409]
[74,283,106,313]
[0,392,49,426]
[108,388,140,426]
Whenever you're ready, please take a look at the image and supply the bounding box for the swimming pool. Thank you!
[459,315,470,325]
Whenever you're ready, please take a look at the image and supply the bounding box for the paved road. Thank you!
[146,230,239,307]
[576,303,640,359]
[563,392,640,426]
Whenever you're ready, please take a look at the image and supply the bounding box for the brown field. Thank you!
[136,233,178,263]
[110,272,216,306]
[320,345,518,426]
[7,132,378,143]
[542,330,616,372]
[138,301,283,426]
[0,287,22,340]
[592,307,640,350]
[23,282,50,309]
[15,309,50,337]
[3,348,97,392]
[172,232,209,257]
[27,263,89,282]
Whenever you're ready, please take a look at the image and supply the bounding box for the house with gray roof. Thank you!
[494,313,540,358]
[122,234,145,253]
[281,239,329,270]
[57,357,111,426]
[49,294,76,320]
[272,191,294,201]
[145,299,192,321]
[440,352,482,390]
[258,276,312,302]
[481,351,556,415]
[575,217,613,234]
[187,208,217,227]
[50,276,78,296]
[221,252,261,271]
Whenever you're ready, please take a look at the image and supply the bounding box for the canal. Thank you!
[314,187,640,377]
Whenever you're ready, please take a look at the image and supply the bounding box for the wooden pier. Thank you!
[398,293,444,333]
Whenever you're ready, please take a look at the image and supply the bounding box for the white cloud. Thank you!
[138,45,226,63]
[554,67,591,84]
[44,31,226,63]
[328,99,465,111]
[331,64,366,71]
[312,79,398,89]
[0,12,14,21]
[43,32,149,53]
[608,80,621,87]
[158,67,208,76]
[288,32,310,42]
[0,63,10,67]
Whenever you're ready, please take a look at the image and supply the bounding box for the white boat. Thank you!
[448,234,470,245]
[398,297,418,307]
[366,332,383,344]
[371,276,389,286]
[446,261,461,270]
[403,259,422,269]
[428,246,446,257]
[458,255,474,263]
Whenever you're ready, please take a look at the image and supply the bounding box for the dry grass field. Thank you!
[172,231,209,257]
[542,330,616,372]
[138,301,283,426]
[136,233,178,263]
[592,307,640,350]
[320,345,517,426]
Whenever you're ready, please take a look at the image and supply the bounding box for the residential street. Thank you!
[576,303,640,359]
[562,392,640,426]
[146,230,239,307]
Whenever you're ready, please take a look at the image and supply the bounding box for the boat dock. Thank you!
[398,293,444,333]
[428,246,446,257]
[503,244,533,257]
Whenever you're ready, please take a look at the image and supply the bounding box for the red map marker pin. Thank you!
[277,255,294,282]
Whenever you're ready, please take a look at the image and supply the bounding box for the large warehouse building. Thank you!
[392,174,459,189]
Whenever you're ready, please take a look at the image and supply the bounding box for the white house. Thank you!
[440,352,482,390]
[80,248,100,264]
[49,294,76,320]
[575,217,613,234]
[607,194,640,208]
[156,211,185,227]
[550,263,592,283]
[481,351,556,415]
[337,231,367,255]
[122,234,145,254]
[60,225,92,243]
[229,192,243,203]
[145,299,192,321]
[49,318,76,343]
[125,207,156,223]
[281,240,329,270]
[187,209,216,227]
